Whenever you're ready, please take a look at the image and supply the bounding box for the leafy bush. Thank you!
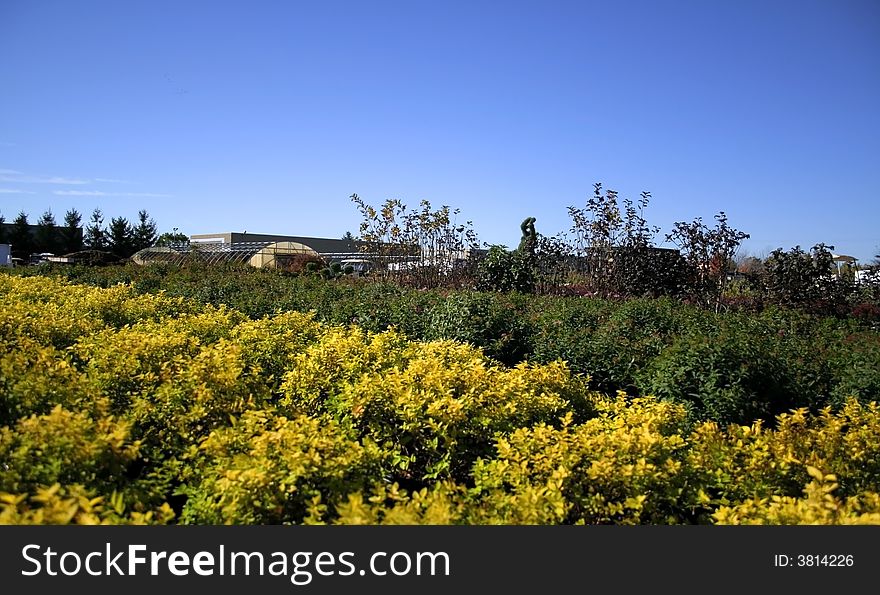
[470,397,692,524]
[0,406,138,495]
[181,411,383,524]
[476,245,535,294]
[713,474,880,525]
[0,484,174,525]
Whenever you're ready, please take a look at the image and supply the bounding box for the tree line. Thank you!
[0,208,160,260]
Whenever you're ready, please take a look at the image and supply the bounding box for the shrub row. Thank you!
[12,263,880,426]
[1,275,879,524]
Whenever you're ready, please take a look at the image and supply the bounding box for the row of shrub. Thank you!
[2,275,879,524]
[12,263,880,426]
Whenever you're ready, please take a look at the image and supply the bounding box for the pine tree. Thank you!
[60,209,84,254]
[132,209,158,251]
[0,213,7,244]
[84,208,106,251]
[108,216,135,258]
[9,211,33,259]
[35,209,59,254]
[342,231,356,252]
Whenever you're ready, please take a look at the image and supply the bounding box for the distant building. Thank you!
[190,232,360,257]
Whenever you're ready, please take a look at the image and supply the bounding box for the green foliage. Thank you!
[476,245,536,294]
[351,194,479,288]
[108,216,135,259]
[132,210,159,252]
[1,275,879,525]
[517,217,537,254]
[9,211,33,259]
[828,331,880,409]
[761,243,858,315]
[60,209,84,254]
[422,291,533,365]
[35,209,59,255]
[155,228,190,249]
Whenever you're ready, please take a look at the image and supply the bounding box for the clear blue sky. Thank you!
[2,0,878,261]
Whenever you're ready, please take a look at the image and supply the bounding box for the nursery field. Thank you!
[2,271,880,524]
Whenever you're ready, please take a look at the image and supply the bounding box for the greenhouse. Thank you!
[131,241,322,269]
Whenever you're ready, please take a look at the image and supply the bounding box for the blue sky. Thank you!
[1,0,878,261]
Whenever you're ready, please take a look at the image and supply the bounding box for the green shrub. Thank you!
[476,245,535,294]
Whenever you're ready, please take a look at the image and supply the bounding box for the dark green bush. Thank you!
[476,245,535,294]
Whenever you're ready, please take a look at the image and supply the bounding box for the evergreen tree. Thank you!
[84,208,106,251]
[35,209,59,254]
[342,230,356,252]
[0,213,7,244]
[132,209,158,251]
[9,211,33,259]
[60,208,84,254]
[108,216,135,258]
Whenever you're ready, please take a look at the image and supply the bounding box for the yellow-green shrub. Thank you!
[471,396,692,524]
[280,326,413,415]
[0,406,138,495]
[714,468,880,525]
[687,399,880,511]
[332,482,470,525]
[230,311,324,392]
[0,276,198,349]
[284,329,588,483]
[73,323,203,411]
[2,274,879,525]
[125,340,273,459]
[1,338,101,425]
[181,411,383,524]
[0,484,174,525]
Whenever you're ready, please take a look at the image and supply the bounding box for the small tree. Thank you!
[568,183,624,293]
[35,209,59,254]
[567,183,668,297]
[533,233,573,294]
[0,212,7,244]
[132,209,158,251]
[84,208,106,251]
[351,194,479,288]
[666,211,749,310]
